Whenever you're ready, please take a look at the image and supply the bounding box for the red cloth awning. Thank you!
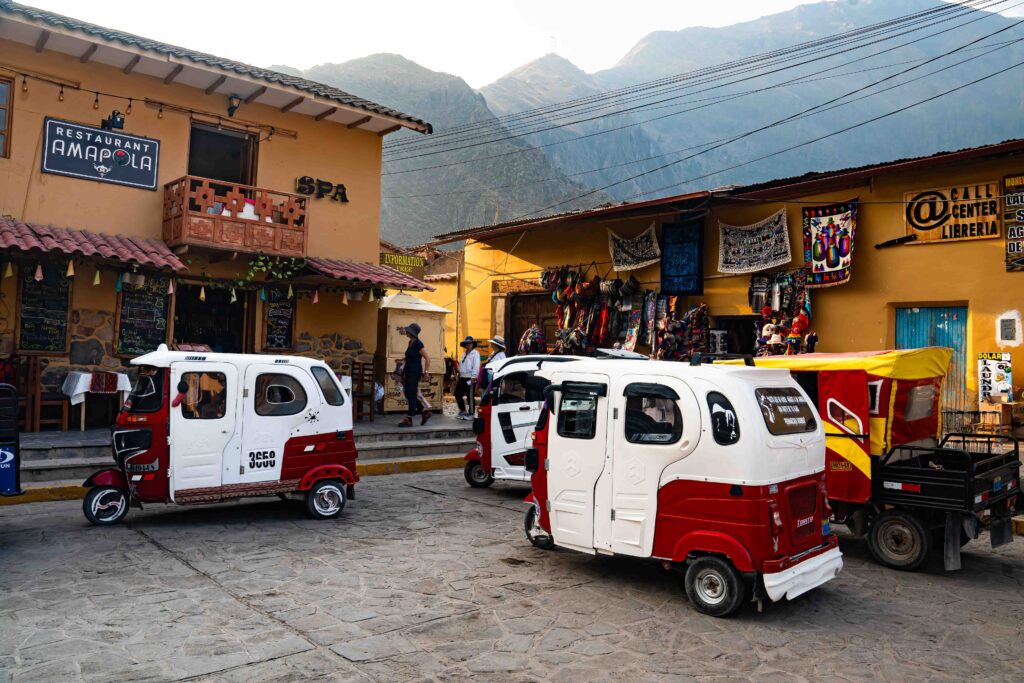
[0,218,186,270]
[306,257,433,291]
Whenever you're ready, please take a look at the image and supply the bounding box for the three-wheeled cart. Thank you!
[724,349,1021,570]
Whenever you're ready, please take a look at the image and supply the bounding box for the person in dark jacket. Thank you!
[399,323,431,427]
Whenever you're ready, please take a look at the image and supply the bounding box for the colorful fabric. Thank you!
[608,223,661,272]
[718,209,791,274]
[661,219,704,294]
[89,371,119,393]
[803,201,858,288]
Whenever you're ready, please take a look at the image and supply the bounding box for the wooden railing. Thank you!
[162,176,308,258]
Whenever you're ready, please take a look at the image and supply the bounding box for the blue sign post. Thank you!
[0,384,22,496]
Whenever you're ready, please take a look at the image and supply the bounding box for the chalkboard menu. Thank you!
[116,277,170,357]
[18,264,71,353]
[264,288,294,350]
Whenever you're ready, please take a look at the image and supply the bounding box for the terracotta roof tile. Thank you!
[306,257,432,291]
[0,218,187,270]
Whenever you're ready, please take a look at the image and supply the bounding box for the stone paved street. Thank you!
[1,469,1022,682]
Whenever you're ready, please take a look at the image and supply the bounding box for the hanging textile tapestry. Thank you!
[608,223,661,272]
[661,218,704,294]
[717,209,791,274]
[802,200,858,288]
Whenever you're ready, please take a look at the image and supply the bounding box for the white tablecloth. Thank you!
[61,371,132,405]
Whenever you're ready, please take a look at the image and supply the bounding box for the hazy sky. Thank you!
[27,0,827,87]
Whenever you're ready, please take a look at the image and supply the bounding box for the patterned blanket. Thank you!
[608,223,661,272]
[803,201,858,288]
[717,209,791,274]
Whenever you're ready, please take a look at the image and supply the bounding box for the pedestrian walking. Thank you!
[455,336,480,420]
[398,322,431,427]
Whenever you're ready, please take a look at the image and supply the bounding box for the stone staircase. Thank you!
[19,419,476,484]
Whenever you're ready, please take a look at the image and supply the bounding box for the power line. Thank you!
[383,37,1021,201]
[385,0,996,152]
[383,0,1005,158]
[381,1,1016,174]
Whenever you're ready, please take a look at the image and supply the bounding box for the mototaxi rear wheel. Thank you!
[83,486,129,525]
[524,505,554,550]
[868,510,930,571]
[684,556,745,617]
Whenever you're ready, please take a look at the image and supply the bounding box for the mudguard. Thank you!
[524,492,536,504]
[83,468,128,490]
[464,446,482,462]
[298,464,356,490]
[672,531,755,573]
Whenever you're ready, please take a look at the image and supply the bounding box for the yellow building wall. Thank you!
[416,278,460,357]
[462,215,665,352]
[0,39,383,263]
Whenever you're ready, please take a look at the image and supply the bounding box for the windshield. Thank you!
[755,387,817,435]
[125,366,164,413]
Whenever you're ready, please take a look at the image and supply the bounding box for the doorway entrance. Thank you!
[173,284,255,353]
[188,123,257,185]
[508,292,557,354]
[895,305,968,410]
[714,315,760,355]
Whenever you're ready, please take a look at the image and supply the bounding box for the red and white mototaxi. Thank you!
[463,351,645,488]
[523,357,843,616]
[81,345,359,524]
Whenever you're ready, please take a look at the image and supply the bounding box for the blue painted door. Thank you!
[895,306,968,410]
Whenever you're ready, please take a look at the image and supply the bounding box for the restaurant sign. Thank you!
[380,251,426,281]
[903,181,1000,243]
[41,117,160,190]
[1003,174,1024,271]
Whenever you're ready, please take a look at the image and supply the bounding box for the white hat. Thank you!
[488,335,506,349]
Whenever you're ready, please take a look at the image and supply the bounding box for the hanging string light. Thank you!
[158,104,164,119]
[21,74,27,92]
[93,92,100,110]
[126,98,133,115]
[58,85,64,102]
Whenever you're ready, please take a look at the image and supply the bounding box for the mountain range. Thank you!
[278,0,1024,245]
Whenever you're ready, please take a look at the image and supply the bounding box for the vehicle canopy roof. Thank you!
[131,344,333,373]
[490,349,649,380]
[720,348,952,380]
[538,358,794,385]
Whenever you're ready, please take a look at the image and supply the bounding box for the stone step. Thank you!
[355,428,473,444]
[18,438,477,483]
[20,445,111,464]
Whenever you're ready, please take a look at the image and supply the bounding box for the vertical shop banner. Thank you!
[978,352,1013,402]
[1003,174,1024,271]
[802,201,857,288]
[661,218,704,295]
[903,181,999,243]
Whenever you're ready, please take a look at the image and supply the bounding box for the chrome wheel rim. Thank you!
[91,489,125,522]
[694,568,727,606]
[879,519,918,562]
[313,485,343,516]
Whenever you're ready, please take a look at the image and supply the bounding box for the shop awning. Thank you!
[0,218,186,270]
[306,257,433,291]
[721,348,953,380]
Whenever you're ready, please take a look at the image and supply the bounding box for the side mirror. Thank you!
[171,379,188,408]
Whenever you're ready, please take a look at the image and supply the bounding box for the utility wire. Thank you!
[381,1,1016,173]
[384,37,1021,200]
[385,0,995,151]
[384,0,1004,157]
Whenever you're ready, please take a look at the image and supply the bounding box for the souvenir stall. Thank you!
[715,201,858,356]
[377,293,450,413]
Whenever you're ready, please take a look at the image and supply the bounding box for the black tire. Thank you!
[524,506,554,550]
[83,486,129,525]
[684,556,745,617]
[305,480,346,520]
[868,510,930,570]
[464,460,494,488]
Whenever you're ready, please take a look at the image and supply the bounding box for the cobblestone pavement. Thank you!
[1,470,1022,682]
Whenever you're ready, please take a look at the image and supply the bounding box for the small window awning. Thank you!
[0,218,186,270]
[305,257,433,291]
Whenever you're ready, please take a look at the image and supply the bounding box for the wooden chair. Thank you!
[24,357,68,432]
[351,361,375,422]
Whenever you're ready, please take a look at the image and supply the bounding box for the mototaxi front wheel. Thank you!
[464,460,494,488]
[524,505,554,550]
[83,486,129,525]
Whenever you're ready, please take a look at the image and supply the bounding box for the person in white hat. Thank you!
[455,336,480,420]
[481,335,507,396]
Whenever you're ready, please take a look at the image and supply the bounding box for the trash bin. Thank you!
[0,383,23,496]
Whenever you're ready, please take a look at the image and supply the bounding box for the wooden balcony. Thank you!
[162,176,308,258]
